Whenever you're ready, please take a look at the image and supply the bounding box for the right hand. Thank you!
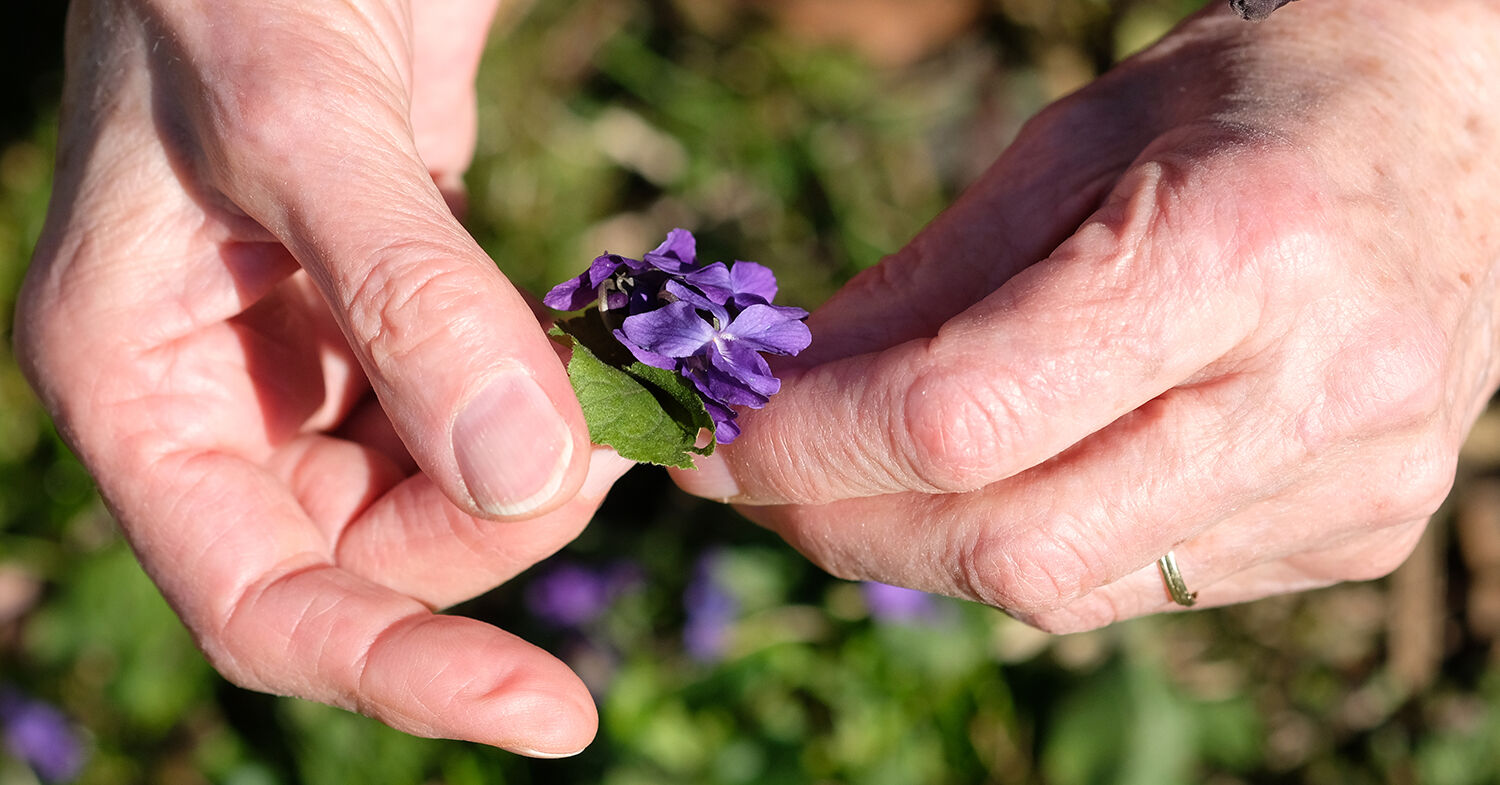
[16,0,630,755]
[674,0,1500,632]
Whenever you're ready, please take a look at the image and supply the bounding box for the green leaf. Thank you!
[551,313,715,469]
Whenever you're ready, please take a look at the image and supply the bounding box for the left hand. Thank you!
[673,0,1500,632]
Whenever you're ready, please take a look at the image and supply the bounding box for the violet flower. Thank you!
[543,229,809,443]
[542,229,699,313]
[682,260,779,310]
[617,287,809,411]
[683,552,738,662]
[525,561,641,630]
[861,581,941,625]
[0,690,86,783]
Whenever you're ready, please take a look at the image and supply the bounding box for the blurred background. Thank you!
[5,1,1500,783]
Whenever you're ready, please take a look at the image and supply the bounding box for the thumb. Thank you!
[287,173,589,520]
[173,9,590,519]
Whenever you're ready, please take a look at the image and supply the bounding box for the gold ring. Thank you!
[1157,551,1197,607]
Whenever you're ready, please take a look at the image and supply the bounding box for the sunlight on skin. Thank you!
[15,0,633,755]
[18,0,1500,755]
[674,0,1500,632]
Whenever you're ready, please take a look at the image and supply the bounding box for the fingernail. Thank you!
[514,746,586,759]
[453,373,573,517]
[581,447,635,500]
[676,454,741,502]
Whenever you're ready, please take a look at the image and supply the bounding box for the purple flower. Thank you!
[701,398,742,443]
[861,582,940,625]
[543,229,809,443]
[618,285,809,442]
[525,562,640,629]
[0,690,86,783]
[642,227,698,272]
[682,260,779,309]
[683,552,738,662]
[620,298,803,383]
[542,252,640,312]
[542,229,700,312]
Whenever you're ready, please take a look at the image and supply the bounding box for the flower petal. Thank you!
[685,358,771,408]
[619,301,715,358]
[728,261,777,306]
[541,273,596,311]
[703,398,742,443]
[643,228,698,273]
[723,303,812,356]
[623,270,670,315]
[708,340,780,398]
[664,280,730,325]
[612,329,677,369]
[862,582,940,624]
[682,263,733,304]
[586,253,633,287]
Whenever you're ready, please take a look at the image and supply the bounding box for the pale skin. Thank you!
[677,0,1500,633]
[14,0,1500,756]
[19,0,633,756]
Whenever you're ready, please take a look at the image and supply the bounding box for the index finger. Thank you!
[676,155,1295,505]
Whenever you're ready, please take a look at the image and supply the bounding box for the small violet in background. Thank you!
[0,688,86,784]
[523,562,641,698]
[525,561,641,630]
[861,581,941,625]
[544,229,811,443]
[683,551,739,662]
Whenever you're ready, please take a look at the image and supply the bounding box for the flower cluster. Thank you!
[544,229,811,443]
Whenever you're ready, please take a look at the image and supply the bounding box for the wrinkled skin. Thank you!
[20,0,1500,754]
[676,0,1500,633]
[16,0,631,756]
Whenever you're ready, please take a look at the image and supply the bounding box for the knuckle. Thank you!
[345,253,488,370]
[843,246,924,304]
[1401,442,1458,518]
[1372,439,1457,522]
[1325,317,1448,436]
[1335,523,1426,583]
[956,519,1099,615]
[900,368,1017,494]
[1293,321,1451,465]
[1024,596,1125,635]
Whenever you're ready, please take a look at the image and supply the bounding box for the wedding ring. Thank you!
[1157,551,1198,607]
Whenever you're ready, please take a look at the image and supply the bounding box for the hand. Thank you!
[16,0,630,755]
[675,0,1500,632]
